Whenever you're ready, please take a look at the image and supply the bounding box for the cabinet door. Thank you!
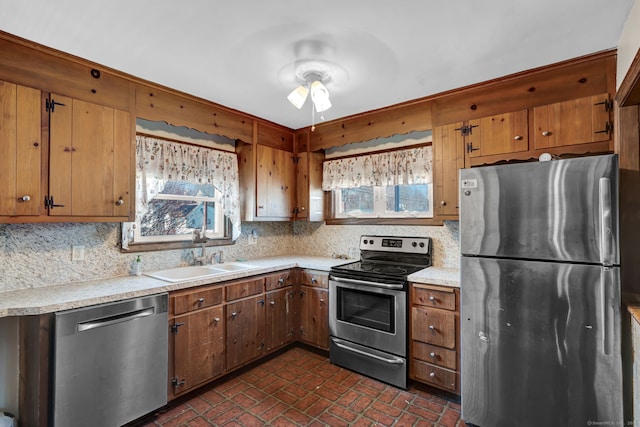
[433,122,465,219]
[467,110,528,159]
[295,151,309,219]
[256,144,294,218]
[533,93,611,149]
[170,305,224,398]
[299,286,328,350]
[0,81,41,216]
[226,295,265,370]
[265,287,296,351]
[48,94,131,217]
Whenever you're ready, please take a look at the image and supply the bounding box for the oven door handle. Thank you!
[330,276,404,290]
[331,338,405,365]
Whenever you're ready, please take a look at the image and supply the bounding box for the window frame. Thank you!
[133,188,225,244]
[332,183,434,220]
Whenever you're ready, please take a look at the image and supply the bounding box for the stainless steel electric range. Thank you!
[329,235,432,389]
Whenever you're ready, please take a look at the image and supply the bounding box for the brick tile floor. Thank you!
[135,347,466,427]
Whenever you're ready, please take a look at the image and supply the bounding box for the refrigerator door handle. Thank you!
[599,177,613,267]
[600,267,615,355]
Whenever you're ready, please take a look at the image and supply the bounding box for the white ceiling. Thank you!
[0,0,634,130]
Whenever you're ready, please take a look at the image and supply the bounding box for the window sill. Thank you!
[324,218,444,226]
[120,237,234,253]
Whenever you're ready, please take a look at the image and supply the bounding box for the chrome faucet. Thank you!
[214,250,224,264]
[192,230,208,265]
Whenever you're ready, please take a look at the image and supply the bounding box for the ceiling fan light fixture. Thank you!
[287,84,309,109]
[310,80,331,112]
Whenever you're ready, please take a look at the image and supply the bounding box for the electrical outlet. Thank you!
[72,245,85,261]
[248,230,258,245]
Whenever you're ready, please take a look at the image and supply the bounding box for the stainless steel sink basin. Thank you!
[144,262,259,283]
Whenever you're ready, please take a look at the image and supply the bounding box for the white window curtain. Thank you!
[321,145,433,191]
[135,135,241,240]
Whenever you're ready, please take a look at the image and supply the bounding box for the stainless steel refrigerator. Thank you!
[460,154,623,427]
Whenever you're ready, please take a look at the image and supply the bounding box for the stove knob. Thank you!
[419,242,425,248]
[412,242,417,247]
[363,239,368,244]
[370,239,374,244]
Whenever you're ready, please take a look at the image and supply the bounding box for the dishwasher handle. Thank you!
[77,307,156,332]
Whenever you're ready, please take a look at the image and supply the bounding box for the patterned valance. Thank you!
[322,145,432,191]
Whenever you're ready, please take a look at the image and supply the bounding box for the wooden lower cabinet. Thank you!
[266,287,296,351]
[169,292,225,398]
[298,285,329,350]
[167,268,332,401]
[409,283,460,394]
[226,293,266,371]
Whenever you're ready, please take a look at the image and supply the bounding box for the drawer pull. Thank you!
[311,277,318,284]
[428,296,437,303]
[429,325,437,333]
[270,301,275,305]
[514,135,524,141]
[278,277,284,284]
[231,312,237,318]
[429,372,436,378]
[542,131,552,136]
[429,351,439,359]
[198,297,205,304]
[214,317,220,322]
[320,299,325,303]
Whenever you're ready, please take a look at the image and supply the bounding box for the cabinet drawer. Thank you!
[299,270,328,288]
[412,359,458,393]
[412,307,456,349]
[413,286,456,311]
[412,341,457,370]
[265,270,293,291]
[226,278,265,301]
[172,286,223,315]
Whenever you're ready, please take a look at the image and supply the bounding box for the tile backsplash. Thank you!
[0,220,459,292]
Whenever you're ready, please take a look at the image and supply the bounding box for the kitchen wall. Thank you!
[293,221,460,268]
[617,0,640,88]
[0,220,459,293]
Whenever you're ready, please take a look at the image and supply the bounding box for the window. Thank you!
[323,145,433,220]
[135,181,224,243]
[335,184,432,218]
[121,135,241,250]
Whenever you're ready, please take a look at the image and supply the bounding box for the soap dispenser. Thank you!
[134,255,142,276]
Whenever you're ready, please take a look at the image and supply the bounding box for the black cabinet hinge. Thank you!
[44,195,65,210]
[171,322,185,334]
[45,97,66,113]
[171,377,185,388]
[455,124,479,137]
[595,121,614,135]
[594,99,613,112]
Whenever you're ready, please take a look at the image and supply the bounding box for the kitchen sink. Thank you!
[207,262,259,272]
[144,262,259,283]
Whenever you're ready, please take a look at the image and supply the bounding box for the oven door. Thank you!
[329,276,407,357]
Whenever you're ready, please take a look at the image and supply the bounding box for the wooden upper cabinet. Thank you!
[47,94,132,218]
[466,110,528,160]
[0,80,42,216]
[256,144,295,218]
[533,93,612,150]
[433,123,464,219]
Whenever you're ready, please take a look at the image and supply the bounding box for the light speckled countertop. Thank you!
[407,267,460,287]
[0,256,460,317]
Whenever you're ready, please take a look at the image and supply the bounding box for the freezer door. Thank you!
[460,154,619,264]
[461,257,622,427]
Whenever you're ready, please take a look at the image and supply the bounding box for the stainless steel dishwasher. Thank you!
[53,293,168,427]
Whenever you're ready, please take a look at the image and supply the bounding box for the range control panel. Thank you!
[359,235,432,254]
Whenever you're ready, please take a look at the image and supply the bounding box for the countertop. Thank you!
[407,267,460,288]
[0,256,460,317]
